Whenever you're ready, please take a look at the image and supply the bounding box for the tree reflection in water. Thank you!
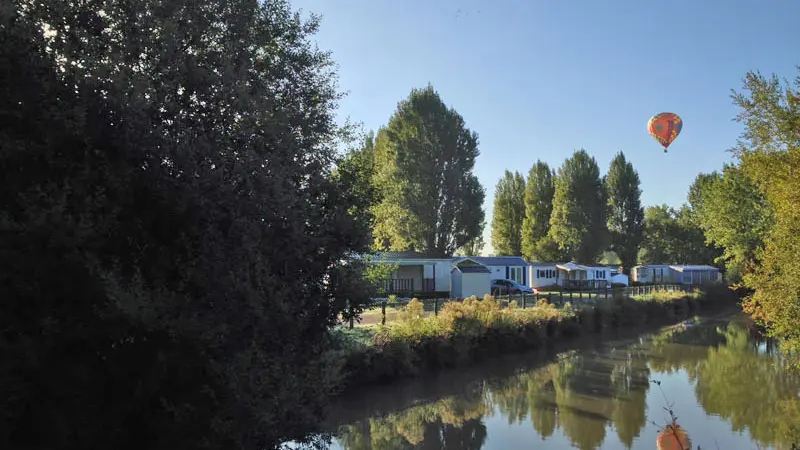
[332,317,800,450]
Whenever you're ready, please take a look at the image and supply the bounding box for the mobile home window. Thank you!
[510,267,523,283]
[538,269,555,278]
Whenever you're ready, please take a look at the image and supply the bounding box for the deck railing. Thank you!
[561,279,609,290]
[381,278,438,294]
[382,278,414,293]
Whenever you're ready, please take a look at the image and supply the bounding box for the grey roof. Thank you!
[457,256,530,266]
[670,265,720,272]
[530,261,611,268]
[453,265,491,273]
[557,261,614,271]
[377,251,445,259]
[350,251,452,262]
[633,264,720,271]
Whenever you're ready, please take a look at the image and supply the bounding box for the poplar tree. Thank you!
[605,151,644,274]
[521,160,561,261]
[372,85,485,256]
[491,170,526,256]
[548,149,607,262]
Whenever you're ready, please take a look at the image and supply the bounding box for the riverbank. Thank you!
[328,284,739,391]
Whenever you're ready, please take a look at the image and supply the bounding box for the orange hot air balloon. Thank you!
[656,423,691,450]
[648,112,683,153]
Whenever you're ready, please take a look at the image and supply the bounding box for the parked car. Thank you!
[491,278,535,295]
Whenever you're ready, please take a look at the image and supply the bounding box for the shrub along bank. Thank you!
[329,285,739,389]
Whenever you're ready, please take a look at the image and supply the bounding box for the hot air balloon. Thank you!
[648,112,683,153]
[656,423,691,450]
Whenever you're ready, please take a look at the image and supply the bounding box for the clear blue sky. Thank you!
[291,0,800,255]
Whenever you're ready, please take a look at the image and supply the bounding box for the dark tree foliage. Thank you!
[455,225,486,256]
[0,1,370,449]
[335,130,381,242]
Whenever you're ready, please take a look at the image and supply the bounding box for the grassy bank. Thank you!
[328,284,739,389]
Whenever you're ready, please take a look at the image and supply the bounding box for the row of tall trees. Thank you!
[346,87,717,273]
[490,150,645,272]
[688,68,800,360]
[490,150,730,273]
[342,85,487,257]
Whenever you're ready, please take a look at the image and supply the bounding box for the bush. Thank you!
[398,298,426,325]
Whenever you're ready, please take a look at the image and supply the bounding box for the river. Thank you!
[318,312,800,450]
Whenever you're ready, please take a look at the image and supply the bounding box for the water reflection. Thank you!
[329,316,800,449]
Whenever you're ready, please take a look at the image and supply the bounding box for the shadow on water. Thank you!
[317,311,800,450]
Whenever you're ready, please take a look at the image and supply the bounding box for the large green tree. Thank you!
[604,151,644,274]
[639,205,719,265]
[372,85,485,257]
[0,1,371,448]
[521,160,562,261]
[730,68,800,358]
[688,166,773,282]
[548,149,607,262]
[491,170,526,256]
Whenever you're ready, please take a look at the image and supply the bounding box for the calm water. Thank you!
[322,313,800,450]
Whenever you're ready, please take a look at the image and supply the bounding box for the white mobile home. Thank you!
[450,261,492,299]
[360,251,453,295]
[631,264,674,284]
[529,263,559,289]
[454,256,531,286]
[670,265,721,285]
[528,261,613,290]
[632,264,722,285]
[557,262,612,290]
